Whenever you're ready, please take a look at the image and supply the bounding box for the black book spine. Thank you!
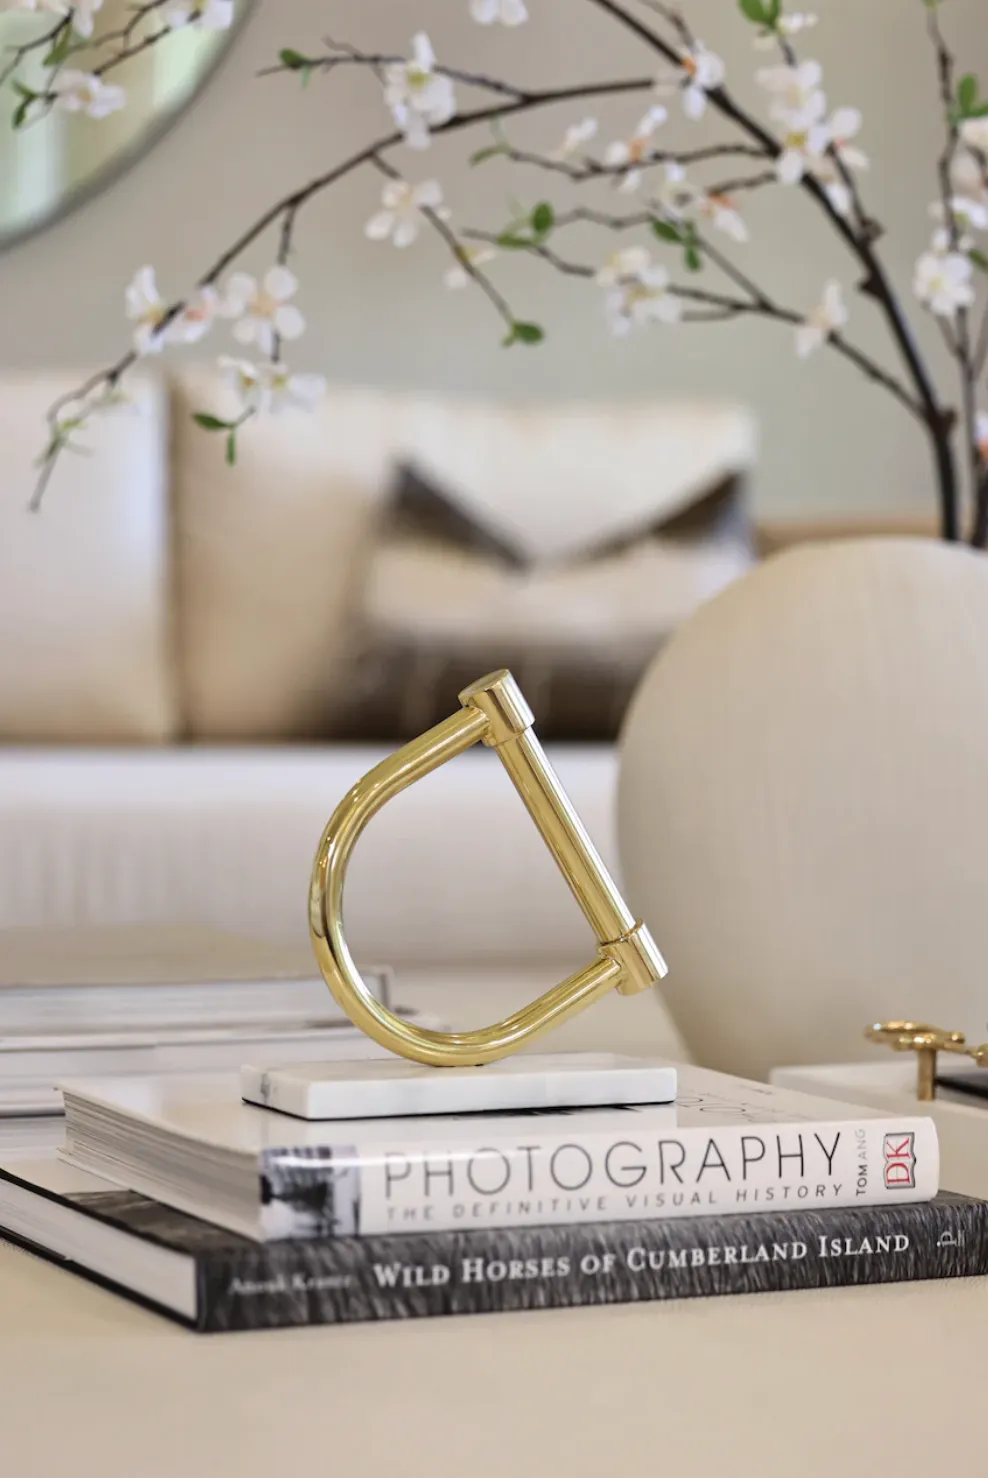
[196,1196,988,1333]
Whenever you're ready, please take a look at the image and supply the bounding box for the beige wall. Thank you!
[0,0,984,519]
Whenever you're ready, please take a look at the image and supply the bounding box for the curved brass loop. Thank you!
[309,669,668,1067]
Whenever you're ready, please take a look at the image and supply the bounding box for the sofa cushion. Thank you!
[171,377,755,740]
[0,372,177,743]
[171,371,392,740]
[392,395,756,567]
[333,463,754,742]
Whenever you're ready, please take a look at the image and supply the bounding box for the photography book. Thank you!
[59,1063,939,1241]
[1,1156,983,1334]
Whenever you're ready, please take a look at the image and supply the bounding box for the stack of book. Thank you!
[1,1056,985,1332]
[0,927,415,1154]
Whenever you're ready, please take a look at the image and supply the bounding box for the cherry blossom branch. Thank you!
[476,139,770,183]
[0,13,68,94]
[88,0,174,53]
[32,70,657,505]
[464,226,925,419]
[927,3,983,545]
[369,154,517,337]
[261,47,527,101]
[587,0,961,538]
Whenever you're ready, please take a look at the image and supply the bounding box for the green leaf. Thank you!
[11,86,36,130]
[503,320,545,347]
[192,412,231,432]
[970,248,988,274]
[470,143,508,166]
[958,74,980,117]
[651,218,683,244]
[530,201,555,237]
[43,26,73,66]
[279,48,309,69]
[496,231,532,249]
[225,430,238,466]
[968,102,988,118]
[766,0,782,22]
[738,0,769,24]
[684,240,703,272]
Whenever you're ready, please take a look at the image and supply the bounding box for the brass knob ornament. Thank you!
[866,1020,988,1101]
[308,670,667,1068]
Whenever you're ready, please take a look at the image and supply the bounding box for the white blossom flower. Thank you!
[383,33,456,150]
[166,285,220,345]
[775,122,830,188]
[0,1,66,13]
[364,178,448,248]
[952,147,988,200]
[51,70,126,119]
[221,266,305,356]
[654,160,704,221]
[977,411,988,464]
[654,163,747,242]
[603,106,668,193]
[125,266,167,355]
[828,107,867,170]
[220,357,327,416]
[469,0,527,24]
[0,0,102,32]
[914,250,976,317]
[754,11,818,48]
[678,42,725,120]
[961,117,988,155]
[596,247,682,335]
[164,0,235,28]
[795,280,847,358]
[702,193,748,243]
[804,109,867,217]
[553,117,598,161]
[950,195,988,232]
[757,60,827,132]
[444,244,497,289]
[929,197,988,255]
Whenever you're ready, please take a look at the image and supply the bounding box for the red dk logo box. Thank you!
[883,1132,916,1189]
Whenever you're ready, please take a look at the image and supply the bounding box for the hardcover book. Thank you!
[58,1063,940,1241]
[1,1157,983,1335]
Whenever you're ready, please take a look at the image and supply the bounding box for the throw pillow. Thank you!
[330,461,755,743]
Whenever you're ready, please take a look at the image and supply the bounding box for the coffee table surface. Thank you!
[2,950,983,1475]
[2,1239,985,1478]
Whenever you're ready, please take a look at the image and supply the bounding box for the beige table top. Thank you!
[1,1233,984,1478]
[1,959,980,1477]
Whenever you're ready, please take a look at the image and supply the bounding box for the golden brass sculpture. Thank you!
[866,1021,988,1101]
[309,670,667,1067]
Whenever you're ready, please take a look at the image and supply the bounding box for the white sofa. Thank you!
[0,370,755,1055]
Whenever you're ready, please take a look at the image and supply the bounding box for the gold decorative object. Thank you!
[309,669,667,1067]
[866,1021,988,1101]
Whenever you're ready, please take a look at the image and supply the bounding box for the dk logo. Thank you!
[883,1132,916,1189]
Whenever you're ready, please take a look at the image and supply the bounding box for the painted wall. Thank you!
[0,0,984,519]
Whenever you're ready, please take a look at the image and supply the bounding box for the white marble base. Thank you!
[240,1053,677,1121]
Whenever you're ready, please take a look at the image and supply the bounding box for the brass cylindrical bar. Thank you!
[309,670,667,1066]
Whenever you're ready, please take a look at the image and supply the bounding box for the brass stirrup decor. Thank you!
[309,670,667,1068]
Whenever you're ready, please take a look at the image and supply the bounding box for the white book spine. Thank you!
[258,1116,940,1240]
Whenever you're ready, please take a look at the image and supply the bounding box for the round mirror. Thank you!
[0,1,251,249]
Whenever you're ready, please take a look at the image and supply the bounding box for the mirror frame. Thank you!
[0,0,255,255]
